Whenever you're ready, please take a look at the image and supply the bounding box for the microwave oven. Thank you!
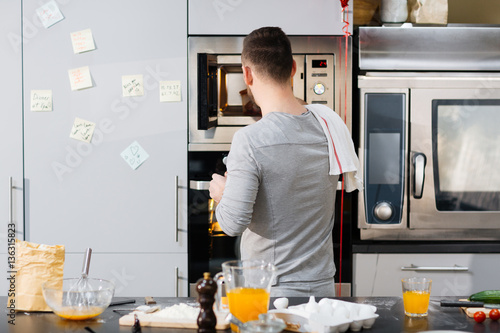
[188,36,352,151]
[357,27,500,241]
[357,26,500,241]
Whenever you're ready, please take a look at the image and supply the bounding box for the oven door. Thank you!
[410,85,500,229]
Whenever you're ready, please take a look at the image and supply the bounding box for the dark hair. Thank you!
[242,27,293,85]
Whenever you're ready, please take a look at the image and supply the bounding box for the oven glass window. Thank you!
[433,100,500,211]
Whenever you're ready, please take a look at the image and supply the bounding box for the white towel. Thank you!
[307,104,363,192]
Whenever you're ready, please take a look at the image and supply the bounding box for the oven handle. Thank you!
[401,264,469,272]
[189,180,211,191]
[413,153,427,199]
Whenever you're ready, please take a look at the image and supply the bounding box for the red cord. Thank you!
[337,3,351,297]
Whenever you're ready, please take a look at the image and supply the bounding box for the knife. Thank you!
[440,300,500,309]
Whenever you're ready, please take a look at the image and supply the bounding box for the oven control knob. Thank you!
[313,83,325,95]
[374,201,393,221]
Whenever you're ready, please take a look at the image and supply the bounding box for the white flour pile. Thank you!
[136,303,200,321]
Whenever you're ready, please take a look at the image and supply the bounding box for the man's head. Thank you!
[241,27,294,85]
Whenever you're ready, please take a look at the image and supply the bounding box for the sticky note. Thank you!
[70,28,96,54]
[121,141,150,170]
[68,66,93,91]
[160,80,182,102]
[31,90,53,111]
[122,75,144,97]
[36,0,64,29]
[70,117,96,143]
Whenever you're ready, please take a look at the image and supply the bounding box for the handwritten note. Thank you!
[30,90,53,112]
[160,80,182,102]
[36,0,64,29]
[70,117,96,143]
[70,28,96,54]
[121,141,150,170]
[122,75,144,97]
[68,66,93,91]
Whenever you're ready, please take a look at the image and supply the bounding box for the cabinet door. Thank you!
[23,0,187,255]
[64,253,188,297]
[0,0,23,297]
[188,0,353,36]
[353,253,500,297]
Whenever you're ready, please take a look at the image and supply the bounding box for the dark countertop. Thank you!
[3,296,499,333]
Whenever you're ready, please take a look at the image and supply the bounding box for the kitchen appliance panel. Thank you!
[358,73,500,240]
[189,36,352,150]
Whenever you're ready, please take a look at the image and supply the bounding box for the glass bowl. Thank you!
[42,278,115,320]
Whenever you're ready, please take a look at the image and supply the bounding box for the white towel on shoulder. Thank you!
[307,104,363,192]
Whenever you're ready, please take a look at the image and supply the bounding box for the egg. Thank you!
[273,297,289,310]
[305,296,320,313]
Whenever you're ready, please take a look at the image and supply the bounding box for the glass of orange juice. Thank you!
[215,260,276,331]
[402,277,432,317]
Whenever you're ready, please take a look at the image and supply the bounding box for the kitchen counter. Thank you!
[2,296,498,333]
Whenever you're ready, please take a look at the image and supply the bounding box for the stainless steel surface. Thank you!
[175,266,179,297]
[82,248,92,277]
[358,73,500,240]
[175,175,179,243]
[373,202,393,221]
[359,26,500,71]
[401,264,468,272]
[413,153,426,199]
[189,36,352,150]
[189,180,210,191]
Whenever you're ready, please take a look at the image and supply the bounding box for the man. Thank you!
[209,27,362,297]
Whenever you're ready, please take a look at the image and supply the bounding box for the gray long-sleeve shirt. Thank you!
[216,109,339,284]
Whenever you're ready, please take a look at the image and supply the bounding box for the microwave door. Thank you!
[198,53,218,130]
[410,88,500,230]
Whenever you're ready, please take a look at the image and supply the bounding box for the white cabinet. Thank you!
[353,253,500,297]
[188,0,353,36]
[0,1,23,296]
[19,0,188,296]
[64,253,188,297]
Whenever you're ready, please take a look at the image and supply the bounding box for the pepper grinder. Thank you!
[196,272,217,333]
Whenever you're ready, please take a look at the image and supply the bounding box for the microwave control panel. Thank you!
[293,54,334,109]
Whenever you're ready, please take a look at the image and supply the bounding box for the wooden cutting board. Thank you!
[119,312,230,330]
[459,299,499,318]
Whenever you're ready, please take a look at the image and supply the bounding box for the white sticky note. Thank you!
[70,117,96,143]
[160,80,182,102]
[122,75,144,97]
[30,90,53,111]
[68,66,93,91]
[70,28,96,54]
[121,141,150,170]
[36,0,64,29]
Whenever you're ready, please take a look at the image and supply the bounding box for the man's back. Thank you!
[216,109,338,287]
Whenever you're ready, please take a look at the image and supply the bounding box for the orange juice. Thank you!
[55,306,104,320]
[403,290,430,315]
[227,287,270,323]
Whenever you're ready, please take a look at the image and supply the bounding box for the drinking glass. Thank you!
[215,260,276,330]
[402,277,432,317]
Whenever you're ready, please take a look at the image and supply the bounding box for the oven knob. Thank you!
[313,83,325,95]
[374,201,393,221]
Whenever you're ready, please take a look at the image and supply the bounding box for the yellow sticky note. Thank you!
[30,90,53,111]
[160,80,181,102]
[70,117,96,143]
[70,28,95,54]
[122,75,144,97]
[68,66,93,91]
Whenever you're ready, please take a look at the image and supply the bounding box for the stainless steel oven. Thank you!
[188,36,352,151]
[357,26,500,240]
